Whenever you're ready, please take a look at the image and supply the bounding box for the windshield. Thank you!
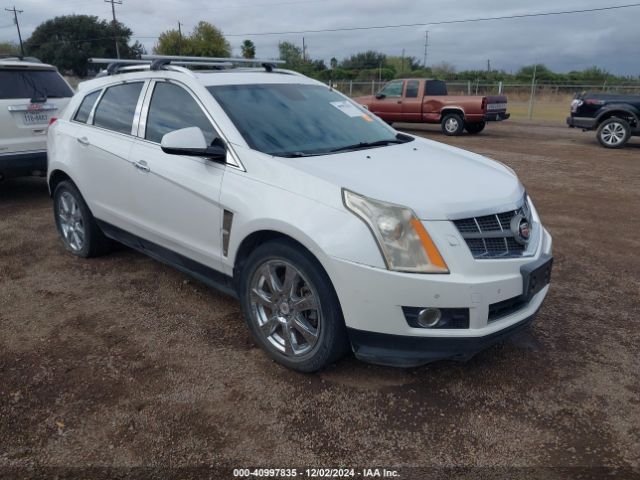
[0,69,73,99]
[207,83,410,156]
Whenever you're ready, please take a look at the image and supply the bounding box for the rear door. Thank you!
[0,67,73,155]
[400,79,423,121]
[67,81,147,231]
[369,80,404,122]
[127,80,226,271]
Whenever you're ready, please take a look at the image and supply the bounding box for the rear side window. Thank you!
[74,90,100,124]
[145,82,216,144]
[0,69,73,99]
[405,80,420,98]
[425,80,447,96]
[93,83,143,135]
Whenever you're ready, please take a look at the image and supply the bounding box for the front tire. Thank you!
[597,117,631,148]
[465,121,486,134]
[53,180,111,258]
[441,113,465,136]
[238,240,349,372]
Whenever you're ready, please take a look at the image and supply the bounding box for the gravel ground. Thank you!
[0,121,638,479]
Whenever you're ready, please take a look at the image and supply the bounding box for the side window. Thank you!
[425,80,448,96]
[73,90,100,124]
[93,82,144,135]
[145,82,216,145]
[405,80,420,98]
[380,80,403,97]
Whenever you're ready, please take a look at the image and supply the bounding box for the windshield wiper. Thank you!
[327,134,412,154]
[272,151,319,158]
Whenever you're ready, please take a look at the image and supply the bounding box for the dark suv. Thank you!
[567,93,640,148]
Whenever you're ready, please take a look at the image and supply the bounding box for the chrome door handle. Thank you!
[134,160,150,172]
[76,137,90,146]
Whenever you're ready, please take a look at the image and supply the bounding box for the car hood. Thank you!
[282,136,524,220]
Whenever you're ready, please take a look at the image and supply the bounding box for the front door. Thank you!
[127,80,226,272]
[369,80,404,122]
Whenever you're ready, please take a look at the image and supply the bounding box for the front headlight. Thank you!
[343,189,449,273]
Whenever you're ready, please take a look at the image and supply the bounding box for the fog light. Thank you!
[417,308,442,328]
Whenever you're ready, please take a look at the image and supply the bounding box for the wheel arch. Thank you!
[440,107,466,120]
[48,169,74,197]
[596,106,639,127]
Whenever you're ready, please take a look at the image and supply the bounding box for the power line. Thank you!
[223,3,640,36]
[4,6,24,56]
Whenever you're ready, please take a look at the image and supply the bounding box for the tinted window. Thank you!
[425,80,447,96]
[145,82,216,144]
[405,80,420,98]
[0,69,73,99]
[74,90,100,124]
[93,82,143,135]
[208,84,405,157]
[380,80,403,97]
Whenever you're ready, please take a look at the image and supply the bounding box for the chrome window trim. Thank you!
[137,77,245,172]
[86,88,107,125]
[89,80,146,133]
[69,88,103,125]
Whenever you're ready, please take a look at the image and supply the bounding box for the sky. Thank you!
[1,0,639,76]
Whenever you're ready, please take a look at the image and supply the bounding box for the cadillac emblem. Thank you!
[511,213,531,245]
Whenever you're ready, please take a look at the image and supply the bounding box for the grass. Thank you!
[508,101,570,124]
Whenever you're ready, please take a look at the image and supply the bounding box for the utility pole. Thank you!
[5,6,24,56]
[528,63,537,120]
[177,21,183,55]
[423,31,429,68]
[487,59,491,72]
[302,37,306,62]
[104,0,122,59]
[401,48,405,74]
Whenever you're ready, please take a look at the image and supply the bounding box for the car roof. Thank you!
[0,58,56,70]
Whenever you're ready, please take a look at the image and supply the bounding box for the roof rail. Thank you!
[89,57,234,76]
[141,54,285,67]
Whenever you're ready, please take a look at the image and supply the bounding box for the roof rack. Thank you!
[89,55,285,76]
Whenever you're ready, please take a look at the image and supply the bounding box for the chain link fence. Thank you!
[330,80,640,122]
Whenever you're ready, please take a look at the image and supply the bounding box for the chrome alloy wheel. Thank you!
[600,121,626,146]
[445,117,460,133]
[57,191,85,252]
[249,259,322,356]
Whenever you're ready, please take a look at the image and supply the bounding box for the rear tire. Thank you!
[53,180,112,258]
[465,121,486,134]
[441,113,465,136]
[238,239,349,372]
[597,117,631,148]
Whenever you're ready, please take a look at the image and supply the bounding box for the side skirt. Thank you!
[96,220,238,299]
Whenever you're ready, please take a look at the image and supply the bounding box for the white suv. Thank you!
[0,56,73,180]
[47,56,553,372]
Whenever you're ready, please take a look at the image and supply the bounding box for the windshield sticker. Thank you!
[330,101,366,118]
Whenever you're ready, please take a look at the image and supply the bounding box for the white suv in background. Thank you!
[47,56,553,372]
[0,56,73,180]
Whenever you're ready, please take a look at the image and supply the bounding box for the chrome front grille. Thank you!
[453,204,531,259]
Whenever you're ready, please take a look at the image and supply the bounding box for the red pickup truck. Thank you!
[354,79,510,136]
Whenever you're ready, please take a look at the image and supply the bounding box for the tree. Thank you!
[431,61,457,78]
[241,39,256,59]
[330,57,338,69]
[154,21,230,57]
[278,41,303,68]
[24,15,143,77]
[340,51,386,70]
[0,41,20,55]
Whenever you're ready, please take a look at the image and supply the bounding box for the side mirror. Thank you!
[375,92,386,99]
[160,127,227,162]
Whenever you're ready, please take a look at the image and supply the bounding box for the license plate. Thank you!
[520,256,553,302]
[23,112,49,125]
[487,103,507,111]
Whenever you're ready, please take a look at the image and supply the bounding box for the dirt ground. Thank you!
[1,121,639,479]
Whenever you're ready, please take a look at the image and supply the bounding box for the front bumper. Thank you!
[0,150,47,179]
[484,112,510,121]
[566,116,596,130]
[348,309,538,367]
[325,222,552,367]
